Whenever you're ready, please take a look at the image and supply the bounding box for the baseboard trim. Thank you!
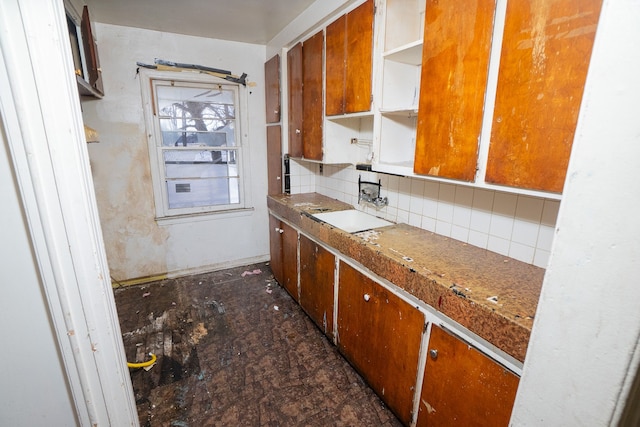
[111,254,271,288]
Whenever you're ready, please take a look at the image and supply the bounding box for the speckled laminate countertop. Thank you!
[268,193,545,362]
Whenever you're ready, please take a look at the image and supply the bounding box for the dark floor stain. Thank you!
[115,262,402,427]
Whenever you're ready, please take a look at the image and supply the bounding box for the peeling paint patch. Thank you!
[422,399,436,414]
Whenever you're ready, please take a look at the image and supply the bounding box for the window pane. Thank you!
[164,150,238,179]
[157,85,236,108]
[164,150,238,171]
[166,177,240,209]
[160,123,235,147]
[152,81,242,214]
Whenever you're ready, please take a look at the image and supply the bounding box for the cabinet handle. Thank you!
[429,349,438,360]
[363,293,371,302]
[274,227,284,234]
[295,129,301,134]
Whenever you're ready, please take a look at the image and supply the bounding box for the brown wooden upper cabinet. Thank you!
[413,0,496,181]
[325,0,374,116]
[287,30,324,161]
[266,125,282,195]
[486,0,603,193]
[302,31,324,160]
[416,324,520,427]
[287,42,303,158]
[264,55,281,124]
[67,5,103,98]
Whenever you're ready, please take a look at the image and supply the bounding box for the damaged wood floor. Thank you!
[114,262,403,427]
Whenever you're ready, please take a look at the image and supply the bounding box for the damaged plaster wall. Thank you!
[82,23,269,281]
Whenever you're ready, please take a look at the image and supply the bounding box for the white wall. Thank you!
[0,116,77,427]
[510,0,640,424]
[1,0,137,423]
[82,23,270,281]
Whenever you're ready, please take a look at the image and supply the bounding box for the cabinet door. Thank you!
[269,216,299,301]
[326,0,374,116]
[299,235,335,338]
[266,125,282,195]
[337,261,424,425]
[414,0,496,181]
[281,221,299,301]
[325,14,347,116]
[486,0,603,193]
[302,30,324,160]
[416,325,519,427]
[344,0,374,114]
[265,54,281,124]
[80,6,103,95]
[287,42,303,158]
[269,215,284,285]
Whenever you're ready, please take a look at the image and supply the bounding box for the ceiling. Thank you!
[84,0,318,45]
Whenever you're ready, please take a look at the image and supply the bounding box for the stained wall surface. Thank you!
[83,23,270,281]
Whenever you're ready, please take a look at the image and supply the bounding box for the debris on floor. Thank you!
[114,262,402,427]
[240,268,262,277]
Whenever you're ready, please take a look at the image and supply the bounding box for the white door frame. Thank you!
[0,0,138,425]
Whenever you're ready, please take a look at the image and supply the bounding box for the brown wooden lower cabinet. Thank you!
[299,235,335,338]
[337,261,424,426]
[268,215,298,301]
[416,324,520,427]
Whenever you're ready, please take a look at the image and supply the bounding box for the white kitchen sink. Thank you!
[311,209,393,233]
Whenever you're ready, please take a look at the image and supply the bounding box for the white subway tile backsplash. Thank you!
[439,183,456,203]
[387,188,399,207]
[411,179,425,197]
[408,212,422,228]
[451,224,470,243]
[455,186,474,207]
[436,220,452,237]
[490,214,514,240]
[409,194,425,215]
[397,209,410,224]
[487,235,510,256]
[468,230,489,249]
[493,192,518,216]
[424,181,439,199]
[387,175,400,192]
[470,209,492,233]
[453,205,472,228]
[472,188,495,211]
[509,242,535,264]
[515,195,544,223]
[421,216,437,232]
[511,219,540,247]
[398,190,411,212]
[436,201,454,223]
[533,249,550,268]
[536,224,556,252]
[385,206,398,222]
[541,200,561,226]
[289,163,559,268]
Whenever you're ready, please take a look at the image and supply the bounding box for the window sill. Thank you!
[155,207,254,226]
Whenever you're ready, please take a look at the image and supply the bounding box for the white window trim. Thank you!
[139,68,253,222]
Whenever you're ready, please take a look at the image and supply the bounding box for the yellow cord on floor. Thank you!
[127,353,157,369]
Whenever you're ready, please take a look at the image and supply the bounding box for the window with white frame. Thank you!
[144,77,249,218]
